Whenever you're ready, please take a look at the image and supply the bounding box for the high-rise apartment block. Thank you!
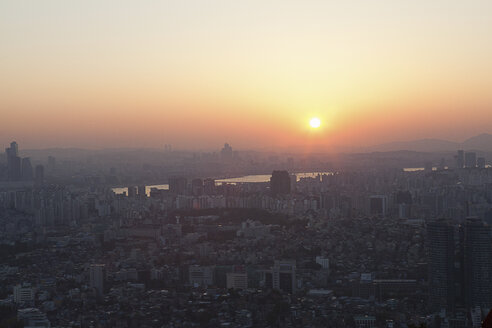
[427,219,455,312]
[464,218,492,310]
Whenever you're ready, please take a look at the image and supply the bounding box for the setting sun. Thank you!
[310,117,321,129]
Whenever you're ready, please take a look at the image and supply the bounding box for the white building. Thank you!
[237,220,271,238]
[354,315,376,328]
[226,272,248,290]
[13,283,35,303]
[315,256,330,270]
[188,265,214,287]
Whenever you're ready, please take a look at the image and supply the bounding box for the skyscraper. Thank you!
[270,170,291,196]
[5,141,21,181]
[464,218,492,310]
[220,143,233,161]
[7,141,18,156]
[427,219,455,313]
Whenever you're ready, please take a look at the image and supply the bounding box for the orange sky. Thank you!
[1,1,492,151]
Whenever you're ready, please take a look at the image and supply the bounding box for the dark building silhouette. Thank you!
[191,178,203,196]
[5,141,21,181]
[0,162,6,181]
[127,186,137,198]
[424,161,433,172]
[220,143,233,161]
[456,150,464,169]
[138,185,146,198]
[8,141,18,155]
[369,195,387,217]
[427,219,455,313]
[9,156,21,181]
[464,218,492,310]
[203,178,216,195]
[477,157,486,168]
[273,260,296,294]
[395,190,412,205]
[21,157,33,181]
[169,176,187,195]
[465,152,477,168]
[270,170,291,196]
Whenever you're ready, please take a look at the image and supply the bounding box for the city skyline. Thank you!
[3,136,492,326]
[2,1,492,150]
[2,132,492,155]
[4,2,492,327]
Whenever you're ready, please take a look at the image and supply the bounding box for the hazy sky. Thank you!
[2,0,492,150]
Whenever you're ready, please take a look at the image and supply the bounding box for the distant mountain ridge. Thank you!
[11,133,492,155]
[368,133,492,152]
[462,133,492,151]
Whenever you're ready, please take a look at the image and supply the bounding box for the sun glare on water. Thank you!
[309,117,321,128]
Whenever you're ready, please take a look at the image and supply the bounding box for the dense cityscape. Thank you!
[1,140,492,327]
[4,0,492,326]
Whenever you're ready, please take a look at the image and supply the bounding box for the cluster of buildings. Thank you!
[1,141,44,185]
[455,150,486,169]
[1,206,427,327]
[2,141,492,327]
[119,166,492,225]
[427,217,492,325]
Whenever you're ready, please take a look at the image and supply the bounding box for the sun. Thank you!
[309,117,321,128]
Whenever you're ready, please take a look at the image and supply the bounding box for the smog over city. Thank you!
[2,1,492,327]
